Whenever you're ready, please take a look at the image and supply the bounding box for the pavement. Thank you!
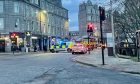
[0,51,49,56]
[72,48,140,74]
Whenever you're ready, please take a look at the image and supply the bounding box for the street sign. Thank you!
[107,33,113,47]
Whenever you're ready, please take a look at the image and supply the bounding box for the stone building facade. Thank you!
[0,0,68,52]
[78,0,111,39]
[78,0,99,37]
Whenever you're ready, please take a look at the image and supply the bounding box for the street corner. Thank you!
[71,55,100,67]
[72,54,140,75]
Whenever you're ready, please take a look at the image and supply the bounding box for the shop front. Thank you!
[31,34,48,52]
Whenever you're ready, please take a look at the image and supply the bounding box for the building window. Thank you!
[0,18,4,30]
[26,5,30,17]
[34,0,39,5]
[30,8,33,17]
[14,2,19,13]
[87,8,91,13]
[87,6,92,14]
[15,18,20,30]
[0,1,3,13]
[31,0,39,5]
[87,16,92,21]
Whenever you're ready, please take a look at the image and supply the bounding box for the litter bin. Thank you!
[108,47,113,56]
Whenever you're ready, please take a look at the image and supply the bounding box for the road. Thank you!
[0,52,140,84]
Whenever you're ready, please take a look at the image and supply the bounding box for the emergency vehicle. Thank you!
[49,36,74,53]
[79,36,97,50]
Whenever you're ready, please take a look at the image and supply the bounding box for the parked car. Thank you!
[72,43,87,54]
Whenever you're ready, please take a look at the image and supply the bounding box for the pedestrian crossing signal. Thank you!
[99,6,105,21]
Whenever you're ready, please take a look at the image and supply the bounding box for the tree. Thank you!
[113,0,140,44]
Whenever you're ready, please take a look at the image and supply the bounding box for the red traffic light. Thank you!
[87,23,94,32]
[10,32,17,38]
[89,24,93,28]
[88,23,94,29]
[12,33,16,37]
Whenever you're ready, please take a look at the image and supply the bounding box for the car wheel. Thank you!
[56,51,59,53]
[50,49,55,53]
[67,48,72,53]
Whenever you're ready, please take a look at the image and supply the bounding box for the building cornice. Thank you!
[20,0,41,9]
[45,0,68,11]
[48,12,68,19]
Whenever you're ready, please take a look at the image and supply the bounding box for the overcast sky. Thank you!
[62,0,110,31]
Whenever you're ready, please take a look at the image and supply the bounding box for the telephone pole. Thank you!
[110,0,116,56]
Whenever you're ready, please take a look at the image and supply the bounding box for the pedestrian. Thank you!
[12,44,16,55]
[36,44,39,52]
[34,45,37,52]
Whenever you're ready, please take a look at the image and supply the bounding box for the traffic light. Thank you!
[25,31,31,36]
[87,23,94,32]
[9,32,17,45]
[99,6,105,21]
[9,32,17,38]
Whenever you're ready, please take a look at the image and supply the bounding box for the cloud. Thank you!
[69,13,78,23]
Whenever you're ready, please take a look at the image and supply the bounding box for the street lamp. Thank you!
[64,20,69,37]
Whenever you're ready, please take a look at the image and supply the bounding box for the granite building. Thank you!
[78,0,99,37]
[78,0,111,39]
[0,0,69,52]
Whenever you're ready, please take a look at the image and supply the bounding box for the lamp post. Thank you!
[110,0,116,56]
[64,20,69,37]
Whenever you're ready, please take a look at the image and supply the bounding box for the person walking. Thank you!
[34,45,37,52]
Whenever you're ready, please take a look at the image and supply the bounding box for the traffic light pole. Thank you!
[99,6,105,65]
[88,33,90,54]
[100,20,105,65]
